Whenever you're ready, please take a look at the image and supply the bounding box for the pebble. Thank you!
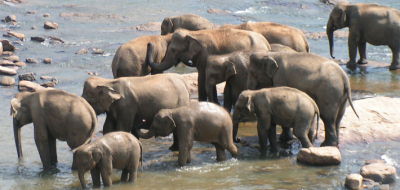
[43,58,52,64]
[360,163,396,184]
[0,66,17,75]
[6,31,25,41]
[31,36,45,42]
[4,15,17,22]
[43,13,50,17]
[91,48,104,55]
[3,55,19,62]
[44,21,59,29]
[0,76,15,86]
[18,80,45,92]
[75,48,88,54]
[345,174,363,190]
[18,73,36,81]
[41,81,57,87]
[1,40,15,51]
[26,10,37,14]
[0,60,15,66]
[297,146,341,166]
[26,58,39,64]
[15,61,26,67]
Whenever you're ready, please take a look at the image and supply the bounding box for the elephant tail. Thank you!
[344,76,359,118]
[138,140,143,172]
[314,109,320,141]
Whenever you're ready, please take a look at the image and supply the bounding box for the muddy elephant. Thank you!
[247,52,358,146]
[146,28,271,101]
[111,34,172,77]
[10,89,96,170]
[81,73,190,150]
[221,22,309,52]
[138,101,238,166]
[327,3,400,70]
[72,132,142,188]
[233,87,319,155]
[161,14,214,35]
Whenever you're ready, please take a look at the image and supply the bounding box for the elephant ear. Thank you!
[10,98,21,117]
[161,18,174,34]
[186,35,202,55]
[225,61,237,80]
[264,56,279,78]
[97,85,122,111]
[245,94,254,113]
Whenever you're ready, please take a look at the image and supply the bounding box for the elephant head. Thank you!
[232,90,255,142]
[82,77,122,115]
[206,59,237,85]
[147,30,202,71]
[161,17,174,35]
[72,145,102,189]
[10,92,33,159]
[248,53,278,89]
[137,109,176,139]
[326,3,349,58]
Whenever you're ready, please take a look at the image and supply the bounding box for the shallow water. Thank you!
[0,0,399,189]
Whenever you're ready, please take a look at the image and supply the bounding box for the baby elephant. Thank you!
[233,87,319,155]
[72,132,142,188]
[138,101,238,166]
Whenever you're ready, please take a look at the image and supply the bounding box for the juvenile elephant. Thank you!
[146,28,271,101]
[327,3,400,70]
[111,34,172,77]
[270,44,297,53]
[138,101,238,166]
[81,73,190,150]
[161,14,214,35]
[233,87,319,155]
[247,52,359,146]
[221,22,309,52]
[72,132,142,188]
[10,89,97,170]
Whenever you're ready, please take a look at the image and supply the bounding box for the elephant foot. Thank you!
[346,62,357,70]
[39,167,60,176]
[234,137,241,143]
[389,64,400,70]
[169,144,179,151]
[320,140,338,147]
[357,59,368,65]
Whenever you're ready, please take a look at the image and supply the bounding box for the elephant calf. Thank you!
[233,87,319,155]
[138,101,238,166]
[72,132,142,188]
[161,14,214,35]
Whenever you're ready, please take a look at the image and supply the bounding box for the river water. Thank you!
[0,0,399,189]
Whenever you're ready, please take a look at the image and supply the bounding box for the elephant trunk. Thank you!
[78,170,86,189]
[136,128,155,139]
[327,18,335,59]
[13,118,23,159]
[146,42,175,72]
[232,112,241,143]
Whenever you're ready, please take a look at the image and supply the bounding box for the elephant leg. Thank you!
[320,115,337,147]
[128,167,138,183]
[103,115,116,134]
[178,143,190,167]
[121,169,128,182]
[389,46,400,70]
[267,124,278,153]
[257,116,270,157]
[357,40,368,65]
[198,68,207,101]
[48,135,57,166]
[169,129,179,151]
[187,140,193,164]
[223,84,233,111]
[100,157,113,187]
[294,122,313,148]
[227,142,238,159]
[213,143,227,162]
[206,84,219,104]
[34,124,52,170]
[279,127,294,144]
[346,32,359,70]
[91,167,101,188]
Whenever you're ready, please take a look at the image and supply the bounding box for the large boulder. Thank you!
[0,66,17,75]
[297,146,341,166]
[360,163,396,184]
[1,40,15,51]
[0,76,15,86]
[345,173,363,190]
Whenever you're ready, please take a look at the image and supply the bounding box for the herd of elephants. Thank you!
[8,2,400,189]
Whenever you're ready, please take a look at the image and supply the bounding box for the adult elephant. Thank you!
[327,3,400,70]
[246,52,359,146]
[146,28,271,101]
[221,22,309,52]
[161,14,214,35]
[81,73,190,150]
[10,89,97,170]
[111,34,172,78]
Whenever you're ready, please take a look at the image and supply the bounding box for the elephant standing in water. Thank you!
[247,52,359,146]
[10,89,97,170]
[146,28,271,101]
[111,34,172,77]
[81,73,190,150]
[327,3,400,70]
[160,14,214,35]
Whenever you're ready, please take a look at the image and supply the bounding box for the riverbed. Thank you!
[0,0,399,189]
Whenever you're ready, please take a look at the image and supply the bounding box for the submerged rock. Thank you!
[44,21,59,29]
[207,8,232,14]
[0,41,2,55]
[1,40,15,51]
[3,55,19,62]
[0,60,15,66]
[0,66,17,75]
[43,13,50,18]
[0,76,15,86]
[18,80,45,92]
[15,61,26,67]
[320,0,348,6]
[297,146,341,166]
[18,73,36,81]
[41,81,57,87]
[91,48,104,55]
[4,15,17,22]
[345,174,363,190]
[6,31,25,41]
[76,48,88,54]
[360,163,396,184]
[31,36,45,42]
[135,22,161,32]
[43,58,52,64]
[26,58,39,64]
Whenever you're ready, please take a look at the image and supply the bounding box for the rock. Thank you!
[0,60,15,66]
[40,75,55,80]
[3,55,19,62]
[377,184,390,190]
[360,163,396,184]
[2,51,14,56]
[297,146,341,166]
[4,15,17,22]
[75,48,88,54]
[48,36,64,43]
[135,22,161,32]
[91,48,104,55]
[305,30,349,40]
[87,71,98,76]
[15,61,26,67]
[41,81,57,87]
[26,58,39,64]
[4,0,23,3]
[18,73,36,81]
[26,10,37,14]
[43,58,52,64]
[6,31,25,41]
[345,174,363,190]
[1,40,16,51]
[0,76,15,86]
[43,13,50,17]
[207,8,231,14]
[0,42,2,55]
[31,36,45,42]
[320,0,348,6]
[44,21,59,29]
[31,26,36,30]
[18,80,45,92]
[0,66,17,75]
[365,159,386,165]
[362,178,380,189]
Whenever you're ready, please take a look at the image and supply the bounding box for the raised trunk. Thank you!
[146,42,176,72]
[13,118,23,159]
[327,19,335,59]
[78,170,86,189]
[136,128,155,139]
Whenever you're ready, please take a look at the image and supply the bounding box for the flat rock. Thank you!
[0,60,15,66]
[26,10,36,14]
[26,58,39,64]
[345,173,363,190]
[181,72,225,97]
[91,48,104,55]
[0,66,17,75]
[360,163,396,184]
[4,15,17,22]
[1,40,15,51]
[3,55,19,62]
[76,48,88,54]
[18,80,45,92]
[40,75,56,80]
[18,73,36,81]
[135,22,161,32]
[6,31,25,41]
[43,58,52,64]
[41,81,57,87]
[0,76,15,86]
[15,61,26,67]
[297,146,341,166]
[43,13,50,18]
[31,36,45,42]
[207,8,232,14]
[365,159,386,165]
[48,36,64,43]
[44,21,59,29]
